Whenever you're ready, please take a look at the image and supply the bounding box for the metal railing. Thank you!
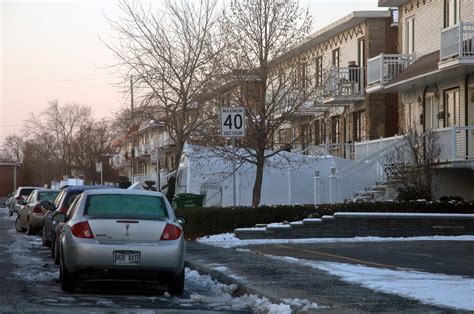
[354,135,404,160]
[315,138,403,204]
[433,126,474,161]
[323,66,365,99]
[440,22,474,61]
[300,143,355,159]
[367,53,415,86]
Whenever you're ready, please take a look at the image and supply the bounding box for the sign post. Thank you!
[221,107,245,206]
[96,162,103,185]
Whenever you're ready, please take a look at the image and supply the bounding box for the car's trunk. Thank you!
[88,219,167,245]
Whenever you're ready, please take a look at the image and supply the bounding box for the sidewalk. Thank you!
[185,241,456,313]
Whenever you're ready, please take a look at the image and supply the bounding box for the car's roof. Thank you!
[33,188,60,192]
[82,189,165,197]
[18,186,42,190]
[62,185,118,192]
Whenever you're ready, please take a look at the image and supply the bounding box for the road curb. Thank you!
[185,257,282,304]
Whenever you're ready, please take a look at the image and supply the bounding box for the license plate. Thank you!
[113,251,140,265]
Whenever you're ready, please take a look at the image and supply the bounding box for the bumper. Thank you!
[62,235,186,276]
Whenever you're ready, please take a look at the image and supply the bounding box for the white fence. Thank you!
[367,53,415,86]
[300,143,355,159]
[440,22,474,61]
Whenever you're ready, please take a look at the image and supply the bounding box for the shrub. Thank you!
[176,201,474,239]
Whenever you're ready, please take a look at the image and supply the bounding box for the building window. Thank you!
[444,0,459,28]
[353,111,366,142]
[300,62,307,89]
[444,88,460,127]
[424,92,441,130]
[315,56,323,86]
[332,48,340,68]
[406,16,415,54]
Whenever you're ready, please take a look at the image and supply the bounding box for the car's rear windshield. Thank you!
[38,191,59,202]
[84,194,168,219]
[19,189,34,196]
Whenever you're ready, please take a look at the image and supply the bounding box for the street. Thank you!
[0,207,268,313]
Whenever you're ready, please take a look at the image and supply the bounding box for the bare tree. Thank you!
[1,134,24,162]
[205,0,313,207]
[26,100,91,176]
[104,0,223,170]
[384,129,441,201]
[74,119,116,183]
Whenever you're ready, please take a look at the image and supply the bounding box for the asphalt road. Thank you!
[247,240,474,277]
[0,207,248,313]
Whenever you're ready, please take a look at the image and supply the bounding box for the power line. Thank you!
[0,77,116,85]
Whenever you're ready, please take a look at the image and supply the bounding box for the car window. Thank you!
[54,191,65,207]
[66,196,81,220]
[25,191,36,204]
[64,191,82,208]
[38,191,59,203]
[84,194,168,219]
[20,188,34,197]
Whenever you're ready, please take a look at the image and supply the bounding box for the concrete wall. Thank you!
[432,168,474,201]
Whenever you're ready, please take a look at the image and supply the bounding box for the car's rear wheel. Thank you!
[26,218,34,235]
[59,251,76,293]
[42,225,51,247]
[167,269,185,295]
[15,216,26,233]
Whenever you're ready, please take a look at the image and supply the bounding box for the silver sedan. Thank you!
[52,189,186,294]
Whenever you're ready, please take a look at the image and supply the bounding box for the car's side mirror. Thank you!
[52,212,67,223]
[41,201,56,211]
[176,217,186,225]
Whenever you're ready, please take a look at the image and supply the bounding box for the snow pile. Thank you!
[6,229,58,282]
[269,255,474,311]
[183,269,317,313]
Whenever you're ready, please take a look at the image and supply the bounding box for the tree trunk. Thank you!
[252,149,265,208]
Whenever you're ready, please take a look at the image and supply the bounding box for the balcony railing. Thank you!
[111,153,130,168]
[440,22,474,63]
[367,53,415,87]
[322,66,365,104]
[433,126,474,161]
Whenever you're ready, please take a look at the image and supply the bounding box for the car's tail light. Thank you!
[58,207,68,213]
[71,221,94,239]
[160,224,182,241]
[32,204,43,214]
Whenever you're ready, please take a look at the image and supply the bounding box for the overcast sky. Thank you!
[0,0,384,144]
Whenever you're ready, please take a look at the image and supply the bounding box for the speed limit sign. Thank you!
[221,107,245,138]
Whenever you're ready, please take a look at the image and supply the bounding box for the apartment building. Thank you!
[366,0,474,199]
[274,10,399,158]
[110,120,176,189]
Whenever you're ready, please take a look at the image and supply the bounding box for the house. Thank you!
[274,10,399,158]
[110,120,176,189]
[365,0,474,200]
[0,161,20,201]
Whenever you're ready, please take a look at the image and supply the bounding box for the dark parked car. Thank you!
[42,185,117,264]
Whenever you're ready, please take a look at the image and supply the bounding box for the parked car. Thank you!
[3,193,13,207]
[42,185,117,264]
[51,189,186,294]
[15,189,59,235]
[8,187,41,217]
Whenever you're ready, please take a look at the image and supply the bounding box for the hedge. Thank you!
[176,201,474,239]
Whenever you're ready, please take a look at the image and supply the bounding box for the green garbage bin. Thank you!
[173,193,205,210]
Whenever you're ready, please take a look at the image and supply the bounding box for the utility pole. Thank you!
[130,76,135,181]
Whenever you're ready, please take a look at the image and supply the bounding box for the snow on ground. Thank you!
[6,228,59,283]
[183,268,297,313]
[197,233,474,248]
[268,255,474,311]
